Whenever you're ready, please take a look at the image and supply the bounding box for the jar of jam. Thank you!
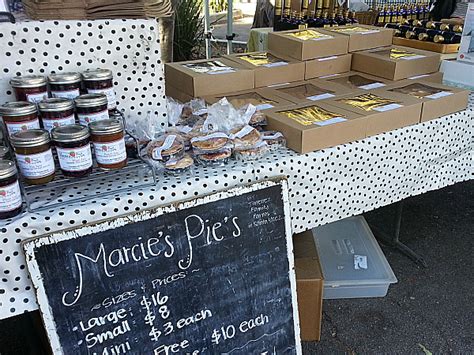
[75,93,109,126]
[48,72,82,100]
[38,98,76,133]
[10,75,48,103]
[10,129,56,185]
[89,119,127,170]
[0,101,40,137]
[0,160,23,219]
[0,146,12,160]
[51,125,93,178]
[82,69,117,111]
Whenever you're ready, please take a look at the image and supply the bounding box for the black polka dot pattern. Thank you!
[0,19,167,126]
[0,98,472,318]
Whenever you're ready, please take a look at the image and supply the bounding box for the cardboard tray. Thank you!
[323,90,422,136]
[393,37,460,54]
[374,79,469,122]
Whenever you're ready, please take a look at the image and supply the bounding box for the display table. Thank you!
[247,27,272,51]
[0,94,472,319]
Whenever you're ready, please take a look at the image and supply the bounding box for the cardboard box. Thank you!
[406,71,443,83]
[378,80,469,122]
[265,101,367,153]
[268,29,349,61]
[268,79,354,104]
[293,230,324,342]
[165,84,195,103]
[351,46,441,81]
[305,53,352,80]
[224,51,305,87]
[164,58,254,97]
[203,88,293,111]
[320,71,392,91]
[324,91,422,136]
[319,25,393,52]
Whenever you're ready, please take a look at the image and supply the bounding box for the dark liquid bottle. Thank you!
[348,10,357,24]
[273,0,283,31]
[301,0,309,21]
[434,32,461,44]
[453,24,463,33]
[419,29,441,41]
[405,27,427,39]
[322,12,330,27]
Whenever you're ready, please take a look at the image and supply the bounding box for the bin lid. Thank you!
[313,216,397,287]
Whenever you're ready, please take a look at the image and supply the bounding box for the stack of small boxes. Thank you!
[165,24,469,154]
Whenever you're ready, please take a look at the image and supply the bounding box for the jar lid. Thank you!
[10,75,47,88]
[0,160,18,180]
[0,146,10,159]
[0,101,37,116]
[74,93,108,108]
[51,124,90,143]
[82,68,113,81]
[10,129,50,148]
[89,119,124,135]
[48,72,82,84]
[38,97,74,112]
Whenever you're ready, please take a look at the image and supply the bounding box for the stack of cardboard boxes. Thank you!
[165,25,469,155]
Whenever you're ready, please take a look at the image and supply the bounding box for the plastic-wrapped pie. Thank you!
[147,134,185,161]
[249,110,267,126]
[191,132,229,153]
[165,154,194,174]
[261,130,286,150]
[196,147,232,165]
[230,125,261,150]
[234,141,269,161]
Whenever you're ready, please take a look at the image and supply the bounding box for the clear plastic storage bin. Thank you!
[313,216,397,299]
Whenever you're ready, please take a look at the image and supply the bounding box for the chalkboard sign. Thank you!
[23,179,301,355]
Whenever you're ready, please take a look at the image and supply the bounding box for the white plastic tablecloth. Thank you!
[0,96,472,319]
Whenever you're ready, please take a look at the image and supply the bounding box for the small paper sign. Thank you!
[314,117,347,126]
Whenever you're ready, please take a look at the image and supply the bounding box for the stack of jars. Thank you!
[0,69,127,219]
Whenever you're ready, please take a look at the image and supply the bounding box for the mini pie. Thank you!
[230,126,261,148]
[165,154,194,170]
[191,133,229,151]
[147,134,184,160]
[261,130,286,147]
[250,111,267,126]
[198,149,232,162]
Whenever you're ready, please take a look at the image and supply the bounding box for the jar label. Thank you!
[5,118,40,137]
[51,88,80,100]
[26,91,48,103]
[42,114,76,132]
[16,149,55,179]
[78,110,110,126]
[57,144,93,172]
[88,87,117,110]
[93,138,126,165]
[0,181,22,212]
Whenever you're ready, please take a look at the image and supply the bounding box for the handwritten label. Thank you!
[359,82,386,90]
[373,103,403,112]
[318,56,338,61]
[314,116,347,126]
[307,93,335,101]
[426,91,453,99]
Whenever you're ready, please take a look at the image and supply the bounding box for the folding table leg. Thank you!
[369,201,428,268]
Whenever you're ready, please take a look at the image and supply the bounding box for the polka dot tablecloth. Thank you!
[1,99,472,319]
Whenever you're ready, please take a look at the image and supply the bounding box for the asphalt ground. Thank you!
[304,179,474,354]
[0,180,472,354]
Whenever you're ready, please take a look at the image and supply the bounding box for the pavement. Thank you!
[304,179,474,354]
[0,180,472,354]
